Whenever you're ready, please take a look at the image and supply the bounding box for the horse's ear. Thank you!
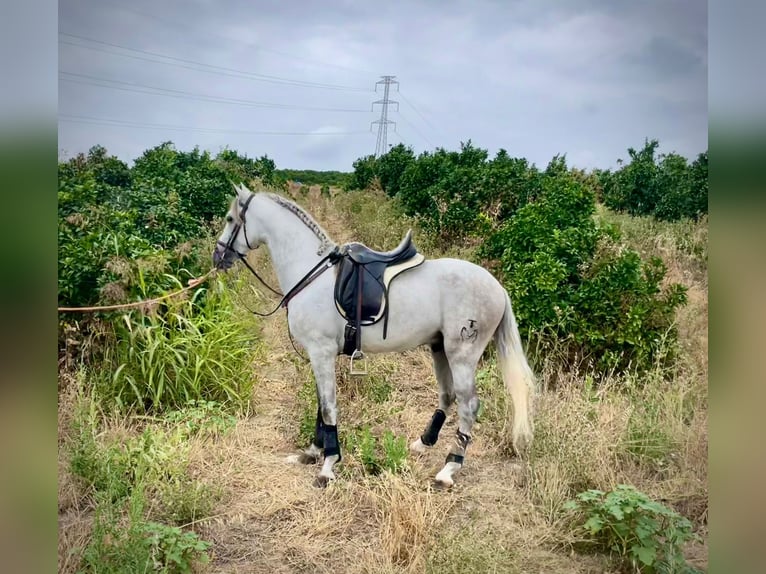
[231,181,240,194]
[234,182,251,201]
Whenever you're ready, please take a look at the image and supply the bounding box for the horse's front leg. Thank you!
[307,346,341,487]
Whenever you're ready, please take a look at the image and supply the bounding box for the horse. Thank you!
[213,183,536,488]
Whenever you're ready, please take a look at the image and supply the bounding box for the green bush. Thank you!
[58,141,279,309]
[346,154,378,191]
[349,142,544,242]
[602,139,707,221]
[376,143,416,197]
[481,169,686,374]
[564,485,700,573]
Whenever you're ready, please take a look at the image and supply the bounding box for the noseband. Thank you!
[215,193,283,297]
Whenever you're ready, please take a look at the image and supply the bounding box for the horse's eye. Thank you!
[226,215,233,223]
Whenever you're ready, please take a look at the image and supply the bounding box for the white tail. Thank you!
[494,290,536,455]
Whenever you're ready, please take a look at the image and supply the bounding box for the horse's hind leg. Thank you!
[411,342,455,455]
[434,354,481,488]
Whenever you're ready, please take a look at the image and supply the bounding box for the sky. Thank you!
[58,0,708,172]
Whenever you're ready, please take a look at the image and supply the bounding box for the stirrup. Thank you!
[349,350,367,376]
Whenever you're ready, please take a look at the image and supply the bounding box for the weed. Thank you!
[564,484,700,573]
[164,400,237,438]
[345,427,409,476]
[380,430,408,474]
[68,403,215,571]
[156,473,221,526]
[346,427,379,475]
[82,487,210,573]
[366,373,393,404]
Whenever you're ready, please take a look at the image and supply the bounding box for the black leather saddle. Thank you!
[334,230,425,357]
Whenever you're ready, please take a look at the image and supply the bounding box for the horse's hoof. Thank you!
[409,438,428,456]
[314,474,333,489]
[432,478,453,490]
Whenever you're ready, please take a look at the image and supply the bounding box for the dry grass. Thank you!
[57,187,708,573]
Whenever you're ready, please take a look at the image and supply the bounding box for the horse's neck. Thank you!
[254,197,326,292]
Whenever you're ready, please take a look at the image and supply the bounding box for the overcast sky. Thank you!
[58,0,707,172]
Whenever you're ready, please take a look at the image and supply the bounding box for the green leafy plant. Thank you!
[564,484,700,573]
[380,430,408,474]
[345,427,409,476]
[163,399,238,438]
[82,490,210,574]
[348,427,380,475]
[70,402,215,572]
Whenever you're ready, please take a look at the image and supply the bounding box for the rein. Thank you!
[237,255,283,297]
[240,246,342,317]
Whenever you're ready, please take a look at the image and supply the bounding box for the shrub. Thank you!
[602,139,708,221]
[481,169,686,375]
[564,484,700,573]
[376,143,415,197]
[347,154,378,191]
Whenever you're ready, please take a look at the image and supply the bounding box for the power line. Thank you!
[394,111,436,149]
[398,90,443,137]
[371,76,398,157]
[59,71,373,113]
[97,0,374,77]
[59,114,372,136]
[60,33,371,92]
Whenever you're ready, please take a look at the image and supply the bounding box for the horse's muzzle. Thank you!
[213,247,235,270]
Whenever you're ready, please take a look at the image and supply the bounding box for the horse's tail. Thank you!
[494,289,536,456]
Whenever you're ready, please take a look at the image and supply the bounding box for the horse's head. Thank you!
[213,183,259,270]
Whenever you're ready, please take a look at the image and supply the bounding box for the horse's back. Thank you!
[361,257,506,353]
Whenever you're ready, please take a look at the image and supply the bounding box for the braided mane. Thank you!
[264,193,336,255]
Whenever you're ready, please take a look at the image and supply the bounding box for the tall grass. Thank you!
[99,275,259,413]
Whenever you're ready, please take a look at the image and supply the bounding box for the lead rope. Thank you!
[57,269,217,312]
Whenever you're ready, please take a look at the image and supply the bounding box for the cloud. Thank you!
[58,0,707,171]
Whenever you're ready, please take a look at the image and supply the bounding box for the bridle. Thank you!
[216,194,282,297]
[216,193,343,317]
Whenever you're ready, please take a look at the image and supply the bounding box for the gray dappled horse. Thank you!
[213,184,535,488]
